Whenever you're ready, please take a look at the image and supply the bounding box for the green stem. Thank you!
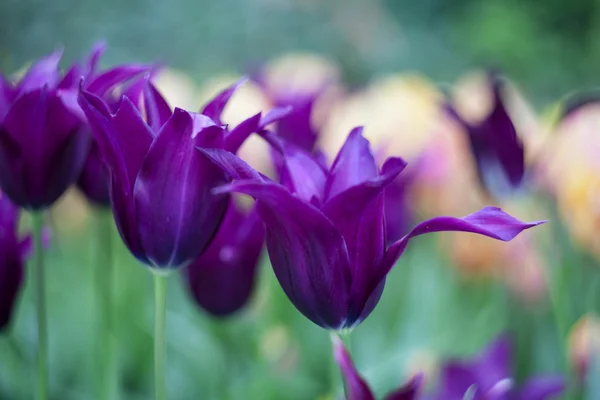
[96,209,115,400]
[153,272,169,400]
[32,212,47,400]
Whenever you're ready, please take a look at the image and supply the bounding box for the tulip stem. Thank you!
[32,212,48,400]
[96,209,115,400]
[153,272,169,400]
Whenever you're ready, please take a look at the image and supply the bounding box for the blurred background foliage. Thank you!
[2,0,600,102]
[2,0,600,399]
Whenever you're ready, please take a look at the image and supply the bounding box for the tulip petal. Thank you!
[332,334,376,400]
[143,81,171,132]
[84,41,106,76]
[224,113,261,153]
[86,64,150,97]
[384,375,423,400]
[259,105,293,128]
[78,90,150,260]
[516,376,565,400]
[475,334,512,392]
[268,135,327,203]
[437,363,479,400]
[322,157,406,323]
[201,77,248,124]
[0,76,15,120]
[275,99,317,151]
[216,179,351,329]
[18,49,62,93]
[376,207,546,295]
[325,127,379,200]
[185,203,264,316]
[198,148,263,182]
[134,108,228,267]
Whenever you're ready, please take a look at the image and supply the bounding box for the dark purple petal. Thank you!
[201,77,248,125]
[215,179,351,329]
[332,334,376,400]
[325,127,379,200]
[375,207,546,297]
[185,203,264,316]
[266,133,327,203]
[384,375,423,400]
[77,140,110,206]
[322,157,406,324]
[515,376,565,400]
[142,81,172,133]
[134,108,228,268]
[0,196,26,332]
[78,90,150,261]
[18,49,62,93]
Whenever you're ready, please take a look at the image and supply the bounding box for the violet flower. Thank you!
[333,334,422,400]
[0,49,90,209]
[430,335,564,400]
[0,194,32,331]
[184,202,264,317]
[199,127,545,330]
[78,78,284,269]
[444,71,525,199]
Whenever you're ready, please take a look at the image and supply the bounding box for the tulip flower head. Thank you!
[0,49,92,209]
[430,335,564,400]
[78,78,283,269]
[0,194,32,331]
[444,71,525,200]
[332,334,422,400]
[184,201,264,317]
[200,127,545,330]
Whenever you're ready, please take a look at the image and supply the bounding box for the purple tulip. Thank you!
[199,127,545,330]
[332,334,422,400]
[444,71,525,199]
[184,202,264,317]
[78,79,284,269]
[0,195,32,331]
[76,44,150,206]
[431,335,564,400]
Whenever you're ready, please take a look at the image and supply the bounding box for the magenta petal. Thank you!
[376,207,546,294]
[201,77,248,124]
[134,108,229,268]
[143,81,172,132]
[185,203,264,316]
[216,180,351,329]
[84,41,106,76]
[332,334,376,400]
[0,75,15,120]
[516,376,565,400]
[325,127,379,200]
[18,49,63,93]
[437,363,479,399]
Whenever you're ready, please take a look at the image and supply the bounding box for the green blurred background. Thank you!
[2,0,600,399]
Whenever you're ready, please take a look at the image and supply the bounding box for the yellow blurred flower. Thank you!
[568,313,600,381]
